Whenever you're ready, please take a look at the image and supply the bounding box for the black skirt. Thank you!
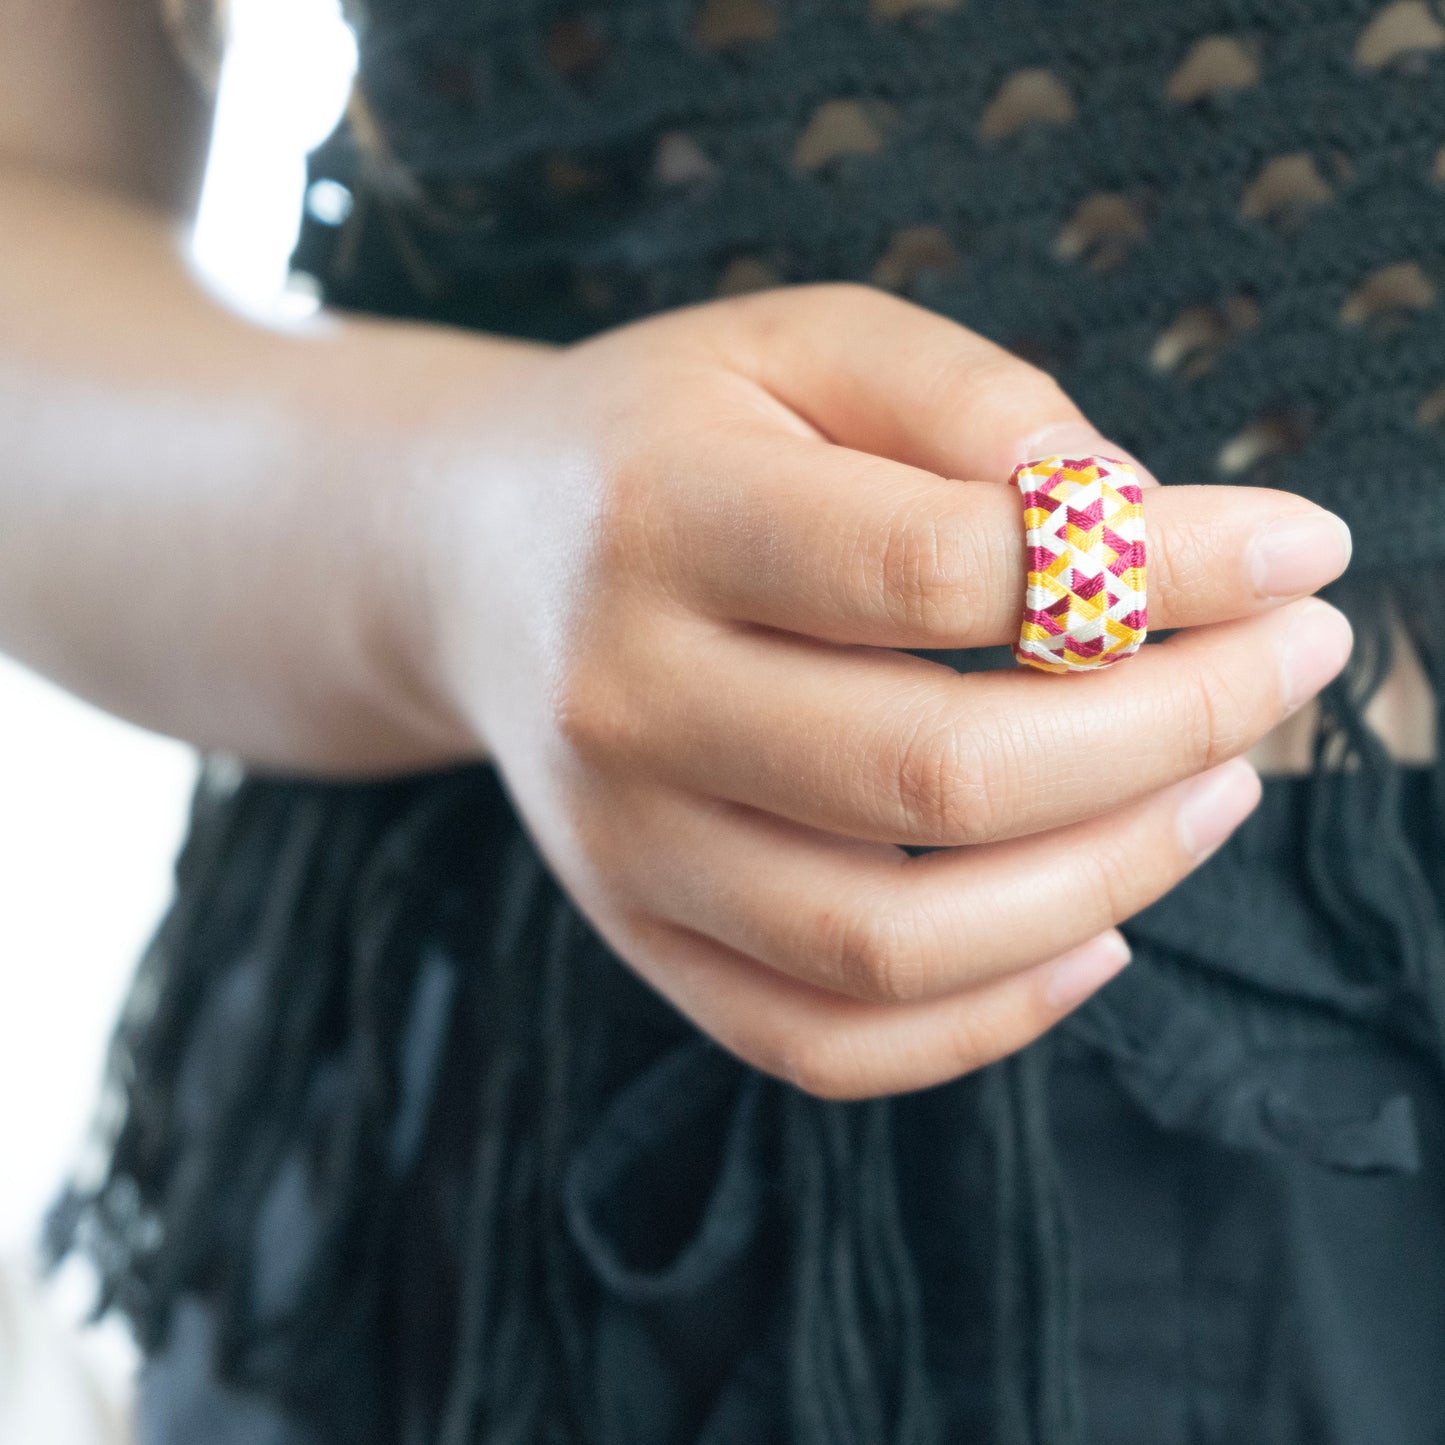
[60,757,1445,1445]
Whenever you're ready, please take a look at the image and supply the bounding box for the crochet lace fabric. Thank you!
[307,0,1445,573]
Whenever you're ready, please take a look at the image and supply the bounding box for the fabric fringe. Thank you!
[781,1093,937,1444]
[45,765,944,1440]
[1303,570,1445,1060]
[986,1042,1084,1445]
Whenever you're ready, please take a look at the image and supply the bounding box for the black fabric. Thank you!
[50,0,1445,1439]
[72,762,1445,1444]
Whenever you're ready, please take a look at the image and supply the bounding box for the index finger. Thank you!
[653,428,1351,650]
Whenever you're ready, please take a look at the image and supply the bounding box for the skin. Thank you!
[0,0,1388,1101]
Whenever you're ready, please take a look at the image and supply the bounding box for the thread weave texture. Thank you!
[1010,454,1148,672]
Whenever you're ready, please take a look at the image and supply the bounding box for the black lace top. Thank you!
[54,4,1445,1443]
[313,0,1445,571]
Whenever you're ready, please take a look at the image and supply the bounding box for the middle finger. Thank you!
[618,597,1351,846]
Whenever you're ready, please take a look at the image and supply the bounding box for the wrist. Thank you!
[293,313,554,771]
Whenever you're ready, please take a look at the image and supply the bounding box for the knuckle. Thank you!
[554,661,637,764]
[1142,512,1195,609]
[890,717,957,841]
[593,454,664,585]
[832,896,927,1004]
[873,500,970,639]
[947,1006,1018,1075]
[1086,840,1142,930]
[728,281,873,341]
[1181,653,1254,771]
[885,710,999,845]
[798,280,893,319]
[777,1029,874,1101]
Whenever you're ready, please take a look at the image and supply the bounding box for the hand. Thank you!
[410,284,1353,1099]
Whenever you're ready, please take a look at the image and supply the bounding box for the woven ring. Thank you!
[1009,454,1148,674]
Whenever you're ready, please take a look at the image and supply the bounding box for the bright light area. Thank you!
[0,0,357,1436]
[0,658,194,1435]
[0,662,194,1252]
[191,0,358,317]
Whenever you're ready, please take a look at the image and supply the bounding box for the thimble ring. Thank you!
[1009,454,1148,674]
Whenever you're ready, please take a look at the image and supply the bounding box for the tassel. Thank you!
[987,1042,1085,1445]
[782,1093,940,1444]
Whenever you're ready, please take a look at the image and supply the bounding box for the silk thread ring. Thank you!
[1009,454,1148,673]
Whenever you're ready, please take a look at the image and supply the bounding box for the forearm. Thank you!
[0,167,535,773]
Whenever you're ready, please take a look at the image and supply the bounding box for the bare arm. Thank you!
[0,0,211,209]
[0,0,530,771]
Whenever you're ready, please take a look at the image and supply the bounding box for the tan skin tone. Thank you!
[5,0,1414,1100]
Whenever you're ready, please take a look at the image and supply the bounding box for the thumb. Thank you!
[728,283,1161,488]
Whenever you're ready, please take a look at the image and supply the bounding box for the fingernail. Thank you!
[1175,757,1263,862]
[1247,510,1353,598]
[1280,598,1354,712]
[1044,931,1133,1009]
[1012,421,1161,487]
